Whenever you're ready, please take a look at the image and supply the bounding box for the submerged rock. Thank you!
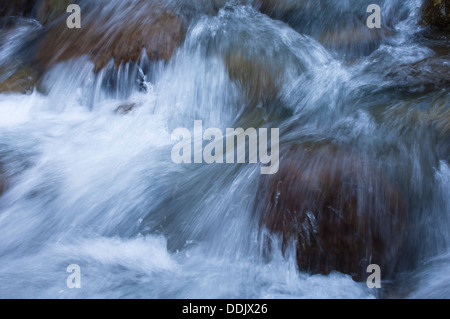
[385,54,450,94]
[0,67,37,94]
[36,0,75,25]
[0,178,4,197]
[224,51,281,107]
[435,111,450,163]
[256,143,405,281]
[0,0,78,26]
[428,95,450,162]
[256,0,392,58]
[421,0,450,30]
[0,162,6,197]
[33,1,186,73]
[194,5,330,119]
[318,25,393,58]
[115,103,136,115]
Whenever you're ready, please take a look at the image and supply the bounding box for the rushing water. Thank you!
[0,0,449,298]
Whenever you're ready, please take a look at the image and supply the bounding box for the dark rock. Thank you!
[256,143,405,281]
[0,162,6,197]
[428,95,450,162]
[0,0,35,18]
[421,0,450,30]
[256,0,307,18]
[385,54,450,94]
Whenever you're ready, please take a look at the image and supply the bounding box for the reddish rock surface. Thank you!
[257,144,405,281]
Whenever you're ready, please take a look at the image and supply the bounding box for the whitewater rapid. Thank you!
[0,0,449,298]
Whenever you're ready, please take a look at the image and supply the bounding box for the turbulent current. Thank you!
[0,0,449,298]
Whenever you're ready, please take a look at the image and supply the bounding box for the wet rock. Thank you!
[256,0,392,57]
[415,28,450,58]
[0,0,76,26]
[203,6,326,117]
[385,54,450,94]
[0,177,4,197]
[0,162,6,197]
[256,0,308,18]
[0,0,35,18]
[436,114,450,163]
[223,50,296,125]
[115,103,136,115]
[421,0,450,31]
[224,52,280,106]
[33,1,186,73]
[36,0,75,25]
[256,144,405,281]
[428,95,450,162]
[0,67,37,94]
[318,26,393,58]
[173,0,230,15]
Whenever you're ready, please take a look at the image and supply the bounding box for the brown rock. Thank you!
[256,0,392,57]
[224,52,280,106]
[256,143,405,281]
[216,7,308,110]
[0,67,37,94]
[37,0,75,25]
[33,1,185,73]
[421,0,450,30]
[318,25,393,57]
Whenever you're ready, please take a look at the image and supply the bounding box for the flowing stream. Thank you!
[0,0,449,298]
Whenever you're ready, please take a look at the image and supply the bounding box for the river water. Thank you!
[0,0,449,298]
